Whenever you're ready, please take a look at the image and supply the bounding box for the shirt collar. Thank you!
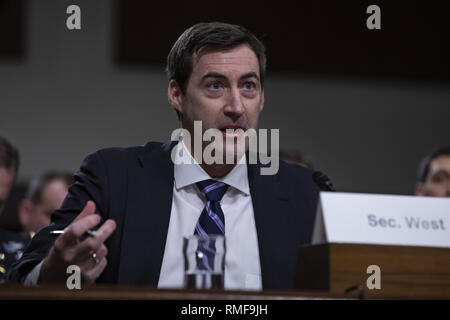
[174,140,250,195]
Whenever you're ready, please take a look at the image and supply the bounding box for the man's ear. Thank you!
[414,182,424,196]
[168,80,184,116]
[17,199,32,232]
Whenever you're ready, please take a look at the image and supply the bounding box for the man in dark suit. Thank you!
[8,22,319,290]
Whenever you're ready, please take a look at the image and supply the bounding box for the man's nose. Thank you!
[224,88,244,119]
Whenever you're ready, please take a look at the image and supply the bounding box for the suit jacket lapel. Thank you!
[117,142,175,285]
[248,161,292,289]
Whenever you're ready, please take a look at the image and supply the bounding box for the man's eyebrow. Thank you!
[201,72,227,81]
[431,169,450,177]
[200,72,260,82]
[240,72,260,82]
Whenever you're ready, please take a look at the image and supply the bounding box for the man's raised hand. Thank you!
[39,201,116,285]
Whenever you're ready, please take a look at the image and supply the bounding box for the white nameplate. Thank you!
[312,192,450,248]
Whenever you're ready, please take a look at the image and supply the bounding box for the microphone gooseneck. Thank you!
[312,171,336,192]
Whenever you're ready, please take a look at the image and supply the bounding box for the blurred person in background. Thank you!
[0,136,26,282]
[18,171,73,237]
[280,149,314,170]
[414,146,450,198]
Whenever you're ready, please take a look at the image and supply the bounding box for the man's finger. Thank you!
[57,214,101,248]
[82,258,108,285]
[91,219,117,244]
[72,219,116,259]
[73,201,96,223]
[77,244,108,270]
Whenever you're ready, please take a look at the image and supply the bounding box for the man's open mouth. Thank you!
[219,127,245,138]
[219,125,246,132]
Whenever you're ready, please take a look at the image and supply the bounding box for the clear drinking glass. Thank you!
[183,235,226,289]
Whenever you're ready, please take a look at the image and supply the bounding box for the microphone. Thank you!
[312,171,336,192]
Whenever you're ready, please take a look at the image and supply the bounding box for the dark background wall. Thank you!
[1,0,449,199]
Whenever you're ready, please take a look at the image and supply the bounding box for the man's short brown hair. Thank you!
[166,22,267,95]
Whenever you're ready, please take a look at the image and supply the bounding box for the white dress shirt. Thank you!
[157,141,262,290]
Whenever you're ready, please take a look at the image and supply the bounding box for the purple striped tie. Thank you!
[195,179,228,236]
[194,179,228,271]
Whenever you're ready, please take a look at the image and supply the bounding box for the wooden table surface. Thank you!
[0,284,358,300]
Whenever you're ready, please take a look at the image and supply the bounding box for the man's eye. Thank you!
[208,82,222,90]
[432,173,448,184]
[243,82,256,90]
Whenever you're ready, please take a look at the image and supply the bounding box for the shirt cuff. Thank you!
[23,260,44,286]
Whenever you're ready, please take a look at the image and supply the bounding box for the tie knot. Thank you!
[196,179,229,202]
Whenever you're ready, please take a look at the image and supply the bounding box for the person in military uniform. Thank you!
[0,229,30,283]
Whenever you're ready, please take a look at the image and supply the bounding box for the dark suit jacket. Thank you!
[8,141,319,290]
